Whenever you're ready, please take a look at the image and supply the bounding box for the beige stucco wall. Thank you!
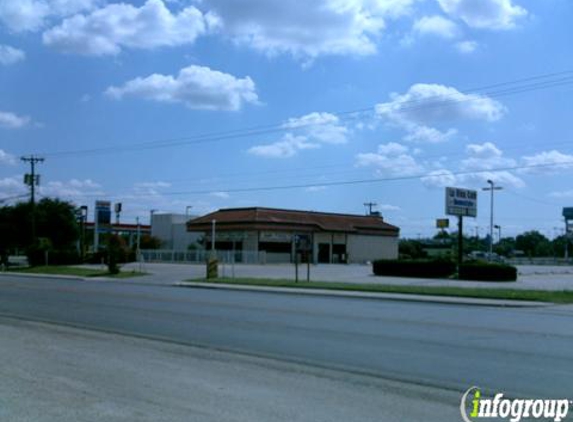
[346,234,398,263]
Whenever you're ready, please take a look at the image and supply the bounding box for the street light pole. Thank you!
[494,224,501,243]
[482,180,503,260]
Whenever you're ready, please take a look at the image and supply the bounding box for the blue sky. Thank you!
[0,0,572,238]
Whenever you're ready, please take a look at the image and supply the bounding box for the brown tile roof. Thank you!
[187,207,399,236]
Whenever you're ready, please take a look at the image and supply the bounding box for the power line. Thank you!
[37,70,573,159]
[56,158,573,200]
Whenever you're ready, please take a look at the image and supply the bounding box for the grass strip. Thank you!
[10,265,147,279]
[186,277,573,304]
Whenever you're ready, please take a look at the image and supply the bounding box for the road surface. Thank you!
[0,274,572,420]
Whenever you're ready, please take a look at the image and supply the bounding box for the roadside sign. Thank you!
[563,207,573,220]
[445,187,477,217]
[436,218,449,229]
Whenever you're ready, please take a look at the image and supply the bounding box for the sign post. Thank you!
[445,187,478,270]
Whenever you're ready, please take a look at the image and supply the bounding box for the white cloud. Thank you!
[459,142,523,188]
[0,176,27,198]
[249,112,348,158]
[199,0,416,60]
[356,142,424,177]
[40,178,104,199]
[437,0,527,30]
[413,15,459,39]
[0,111,31,129]
[520,150,573,174]
[283,112,348,145]
[0,0,98,33]
[106,65,258,111]
[377,83,506,125]
[421,169,456,188]
[376,83,505,144]
[43,0,213,55]
[422,142,524,189]
[248,133,319,158]
[403,125,457,143]
[0,149,16,165]
[455,40,477,53]
[0,45,25,65]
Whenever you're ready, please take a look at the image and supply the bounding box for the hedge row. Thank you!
[372,259,517,282]
[458,262,517,282]
[372,259,455,278]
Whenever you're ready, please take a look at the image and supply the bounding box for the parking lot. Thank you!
[108,262,573,291]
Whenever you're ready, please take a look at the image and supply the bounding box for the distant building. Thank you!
[186,207,399,264]
[151,213,202,250]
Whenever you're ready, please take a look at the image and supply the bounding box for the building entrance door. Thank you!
[318,243,330,263]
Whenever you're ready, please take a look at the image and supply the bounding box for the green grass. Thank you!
[186,277,573,304]
[11,265,147,279]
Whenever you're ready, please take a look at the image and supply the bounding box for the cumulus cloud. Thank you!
[421,169,457,188]
[249,112,348,158]
[0,176,26,198]
[43,0,214,55]
[40,178,104,198]
[376,83,505,143]
[0,0,98,32]
[413,15,459,39]
[0,45,25,65]
[105,65,258,111]
[356,142,424,177]
[248,133,320,158]
[199,0,416,60]
[0,150,16,165]
[437,0,527,30]
[0,111,31,129]
[520,150,573,174]
[458,142,523,188]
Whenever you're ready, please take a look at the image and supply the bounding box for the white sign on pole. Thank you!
[445,187,477,217]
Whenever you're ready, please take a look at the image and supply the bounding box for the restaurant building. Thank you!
[186,207,399,264]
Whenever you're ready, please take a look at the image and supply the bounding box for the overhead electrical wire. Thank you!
[60,159,573,200]
[38,70,573,159]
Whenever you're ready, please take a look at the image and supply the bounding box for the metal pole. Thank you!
[458,215,463,270]
[489,181,494,257]
[211,219,216,258]
[482,180,502,261]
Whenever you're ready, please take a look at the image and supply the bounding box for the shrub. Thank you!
[372,259,455,278]
[458,262,517,282]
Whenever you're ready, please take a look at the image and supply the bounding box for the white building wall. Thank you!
[346,235,398,263]
[152,213,201,250]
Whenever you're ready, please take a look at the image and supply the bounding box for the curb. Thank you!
[175,282,549,308]
[0,271,86,281]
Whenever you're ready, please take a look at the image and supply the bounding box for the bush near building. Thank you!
[372,259,456,278]
[458,262,517,282]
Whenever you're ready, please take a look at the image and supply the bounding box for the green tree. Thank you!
[515,231,552,257]
[0,198,80,265]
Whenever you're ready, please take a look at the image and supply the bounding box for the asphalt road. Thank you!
[1,274,572,400]
[0,318,462,422]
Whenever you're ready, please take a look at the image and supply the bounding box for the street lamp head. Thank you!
[487,179,493,185]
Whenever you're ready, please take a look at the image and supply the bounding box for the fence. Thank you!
[139,249,270,264]
[506,257,573,266]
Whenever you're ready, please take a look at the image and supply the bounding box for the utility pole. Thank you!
[364,202,377,215]
[21,155,44,245]
[482,180,503,260]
